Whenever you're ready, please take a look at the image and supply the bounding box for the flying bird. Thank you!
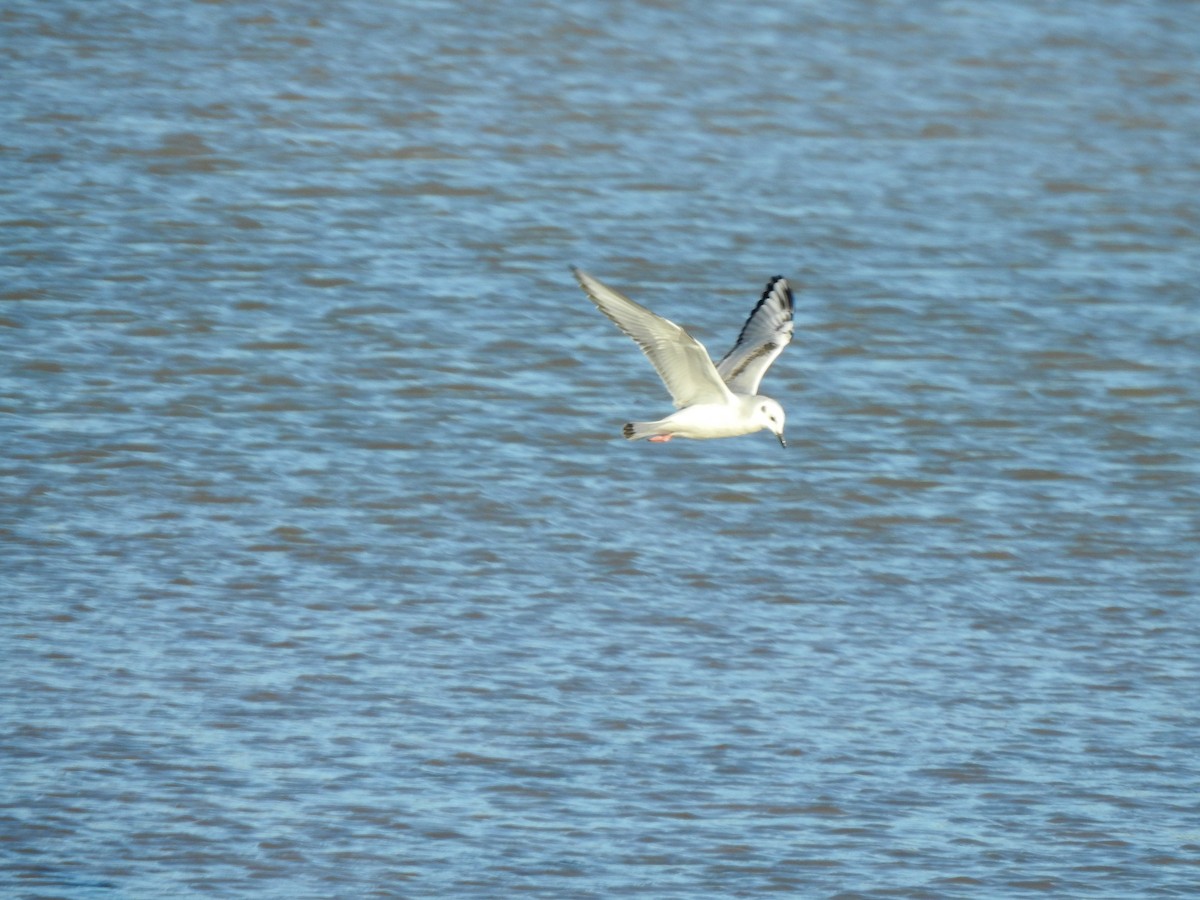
[572,267,794,447]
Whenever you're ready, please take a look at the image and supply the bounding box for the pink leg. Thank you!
[648,433,673,443]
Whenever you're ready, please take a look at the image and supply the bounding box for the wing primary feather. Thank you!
[728,276,792,350]
[572,267,733,408]
[715,276,795,395]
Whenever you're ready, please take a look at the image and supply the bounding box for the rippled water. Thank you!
[3,1,1199,896]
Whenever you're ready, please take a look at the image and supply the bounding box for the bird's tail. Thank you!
[622,421,662,441]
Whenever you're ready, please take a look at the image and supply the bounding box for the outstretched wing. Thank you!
[715,276,794,395]
[572,267,733,409]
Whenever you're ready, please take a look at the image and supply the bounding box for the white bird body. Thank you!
[572,268,794,447]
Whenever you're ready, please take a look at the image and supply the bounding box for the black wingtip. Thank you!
[765,274,791,295]
[763,275,794,312]
[622,422,635,439]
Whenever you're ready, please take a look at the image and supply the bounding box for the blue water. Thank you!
[2,1,1198,896]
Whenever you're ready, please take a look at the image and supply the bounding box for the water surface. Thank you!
[2,1,1198,897]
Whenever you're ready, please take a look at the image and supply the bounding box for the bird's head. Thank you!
[757,398,787,448]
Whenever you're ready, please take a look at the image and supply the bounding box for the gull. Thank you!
[572,267,794,447]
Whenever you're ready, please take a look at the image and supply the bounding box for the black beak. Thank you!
[777,432,787,449]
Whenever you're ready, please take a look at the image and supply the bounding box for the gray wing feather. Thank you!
[573,268,732,409]
[715,276,794,395]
